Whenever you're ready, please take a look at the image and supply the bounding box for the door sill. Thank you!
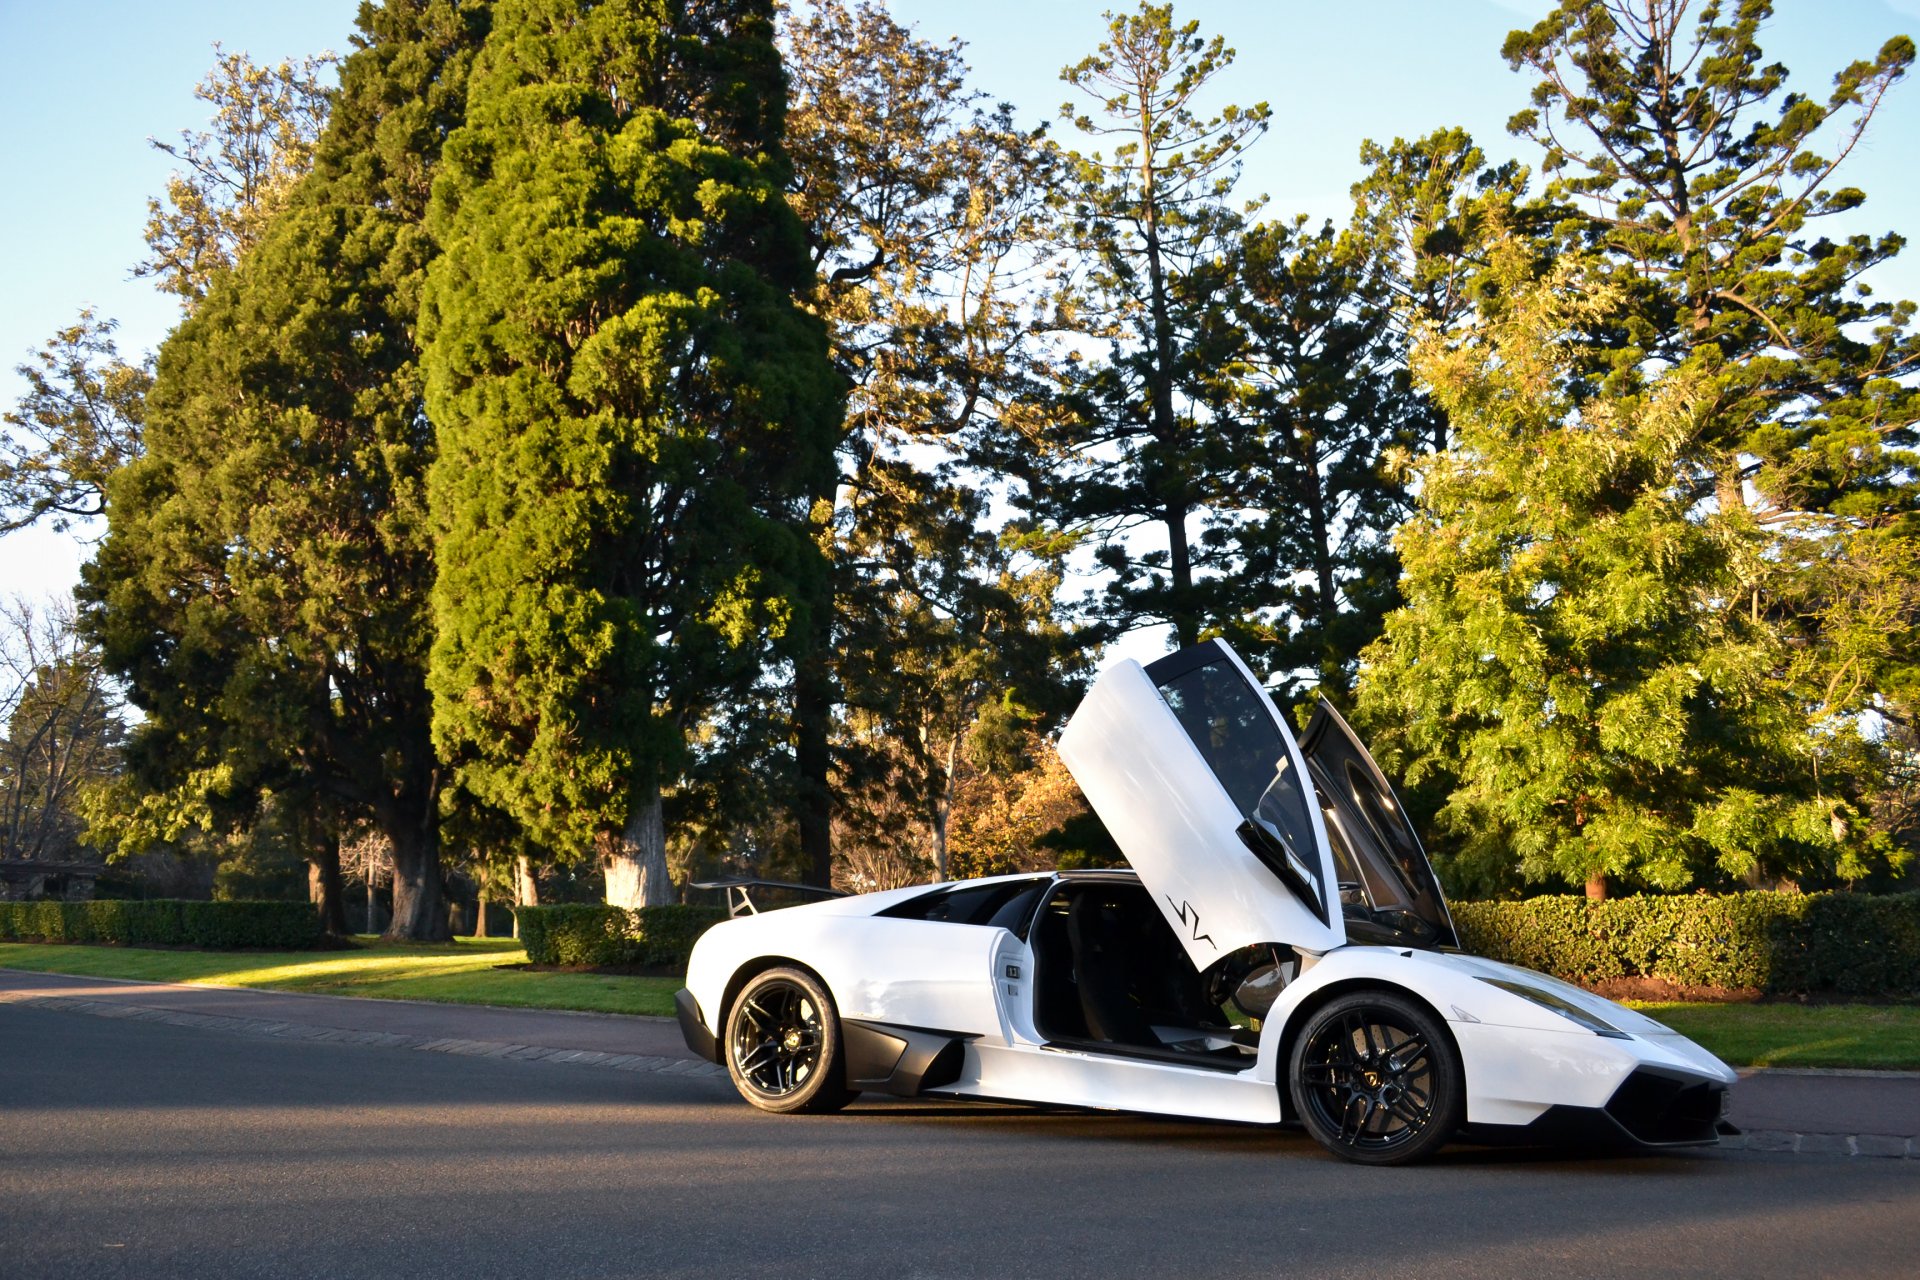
[1040,1037,1256,1074]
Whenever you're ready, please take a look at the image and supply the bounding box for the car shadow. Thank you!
[825,1092,1728,1168]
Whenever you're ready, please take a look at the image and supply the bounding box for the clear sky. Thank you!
[4,0,1917,613]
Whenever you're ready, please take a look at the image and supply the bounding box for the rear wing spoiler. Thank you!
[690,878,847,918]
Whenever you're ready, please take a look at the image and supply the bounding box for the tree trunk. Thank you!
[604,783,674,908]
[930,731,960,882]
[474,889,489,938]
[306,829,348,936]
[795,608,835,889]
[1585,873,1609,901]
[512,853,538,939]
[384,824,451,942]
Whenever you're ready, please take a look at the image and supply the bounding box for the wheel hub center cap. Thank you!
[783,1030,802,1051]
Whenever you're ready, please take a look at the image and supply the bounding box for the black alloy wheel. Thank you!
[1289,991,1461,1165]
[725,967,854,1114]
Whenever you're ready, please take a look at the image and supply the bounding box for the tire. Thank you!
[1288,990,1462,1166]
[724,966,855,1115]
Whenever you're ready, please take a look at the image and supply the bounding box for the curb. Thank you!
[1738,1067,1920,1081]
[1,991,728,1083]
[1720,1130,1918,1159]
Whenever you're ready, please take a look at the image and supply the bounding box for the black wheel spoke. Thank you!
[731,978,831,1100]
[1298,1001,1453,1159]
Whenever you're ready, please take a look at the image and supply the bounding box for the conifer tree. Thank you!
[84,0,490,939]
[422,0,840,908]
[1496,0,1919,884]
[780,0,1070,886]
[1022,2,1270,650]
[1358,247,1857,896]
[1199,218,1424,702]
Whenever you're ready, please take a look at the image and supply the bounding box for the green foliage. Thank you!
[514,903,725,970]
[1497,0,1920,869]
[138,44,337,305]
[1359,249,1854,892]
[783,1,1076,888]
[1199,217,1423,701]
[83,1,490,941]
[1015,3,1271,651]
[1,311,150,534]
[423,0,840,903]
[0,899,322,950]
[1453,891,1920,996]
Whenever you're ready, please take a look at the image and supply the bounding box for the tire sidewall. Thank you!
[1287,990,1462,1166]
[725,966,849,1115]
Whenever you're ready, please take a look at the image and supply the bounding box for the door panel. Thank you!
[1057,645,1346,967]
[1298,701,1457,948]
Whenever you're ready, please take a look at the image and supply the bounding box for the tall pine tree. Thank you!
[422,0,840,908]
[1018,3,1269,651]
[1359,247,1853,896]
[84,0,490,939]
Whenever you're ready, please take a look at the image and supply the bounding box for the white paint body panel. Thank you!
[682,877,1737,1132]
[684,641,1736,1147]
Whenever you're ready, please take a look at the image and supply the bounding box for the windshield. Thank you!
[1152,651,1330,922]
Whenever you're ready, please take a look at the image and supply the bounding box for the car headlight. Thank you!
[1476,977,1631,1039]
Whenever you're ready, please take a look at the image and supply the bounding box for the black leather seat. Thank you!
[1066,892,1157,1046]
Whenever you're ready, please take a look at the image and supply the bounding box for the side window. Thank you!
[878,879,1050,937]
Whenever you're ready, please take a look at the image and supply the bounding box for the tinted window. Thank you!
[878,879,1049,938]
[1155,654,1327,918]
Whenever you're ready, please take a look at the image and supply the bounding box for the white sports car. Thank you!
[676,640,1736,1164]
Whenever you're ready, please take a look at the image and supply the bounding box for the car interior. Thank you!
[1029,879,1272,1071]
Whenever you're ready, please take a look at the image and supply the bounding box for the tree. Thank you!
[139,45,337,305]
[1019,2,1270,650]
[1,312,151,535]
[1199,217,1425,702]
[85,0,491,940]
[1,597,124,866]
[1357,248,1872,898]
[422,0,841,910]
[1349,127,1538,454]
[779,0,1071,886]
[1494,0,1920,884]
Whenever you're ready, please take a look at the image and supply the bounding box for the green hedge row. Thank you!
[1452,891,1920,996]
[0,899,324,950]
[515,904,727,971]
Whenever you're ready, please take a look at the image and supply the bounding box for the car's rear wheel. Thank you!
[725,967,855,1115]
[1289,991,1461,1166]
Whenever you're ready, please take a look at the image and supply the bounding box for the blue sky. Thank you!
[3,0,1917,607]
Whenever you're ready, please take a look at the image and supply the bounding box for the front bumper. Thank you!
[1465,1066,1731,1150]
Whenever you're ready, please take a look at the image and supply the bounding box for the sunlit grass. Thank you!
[1627,1001,1920,1070]
[0,938,678,1017]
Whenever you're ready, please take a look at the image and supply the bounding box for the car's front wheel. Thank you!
[1289,991,1461,1165]
[724,967,855,1115]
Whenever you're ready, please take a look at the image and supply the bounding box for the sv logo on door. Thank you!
[1167,896,1216,949]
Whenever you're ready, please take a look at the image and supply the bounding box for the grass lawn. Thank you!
[1629,1001,1920,1070]
[0,939,679,1017]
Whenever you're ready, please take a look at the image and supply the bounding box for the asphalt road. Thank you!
[3,1004,1918,1280]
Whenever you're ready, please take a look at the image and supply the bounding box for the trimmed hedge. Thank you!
[0,899,324,950]
[1453,891,1920,996]
[515,904,727,971]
